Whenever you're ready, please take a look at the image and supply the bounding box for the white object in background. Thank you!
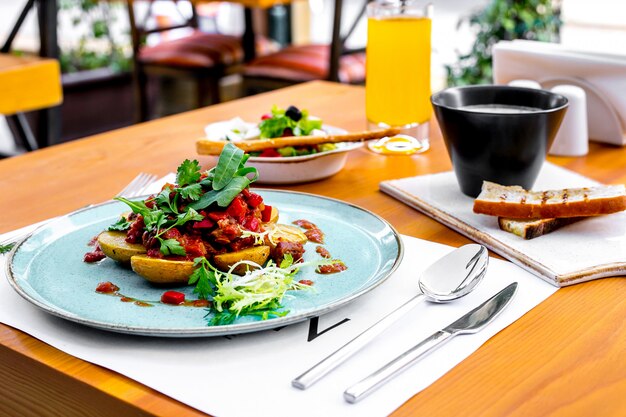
[492,40,626,146]
[507,79,541,89]
[549,85,588,156]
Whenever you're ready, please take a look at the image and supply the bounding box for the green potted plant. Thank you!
[59,0,131,74]
[446,0,562,86]
[57,0,134,141]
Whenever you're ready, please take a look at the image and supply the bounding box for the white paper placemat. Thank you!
[0,226,556,417]
[380,162,626,287]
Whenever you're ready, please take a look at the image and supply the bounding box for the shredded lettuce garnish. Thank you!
[200,254,335,326]
[240,229,270,246]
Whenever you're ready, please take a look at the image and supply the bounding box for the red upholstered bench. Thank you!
[243,44,366,84]
[139,30,278,69]
[243,44,366,92]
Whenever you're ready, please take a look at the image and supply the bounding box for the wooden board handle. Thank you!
[196,127,402,156]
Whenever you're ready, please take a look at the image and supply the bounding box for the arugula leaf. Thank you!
[108,216,131,232]
[158,238,186,256]
[187,189,220,211]
[176,159,202,187]
[0,242,15,254]
[212,143,245,191]
[114,197,152,217]
[235,166,259,182]
[178,183,202,201]
[215,176,251,207]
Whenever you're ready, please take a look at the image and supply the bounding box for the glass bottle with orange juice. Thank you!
[366,0,432,154]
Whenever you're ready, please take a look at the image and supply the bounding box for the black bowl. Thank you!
[431,85,568,197]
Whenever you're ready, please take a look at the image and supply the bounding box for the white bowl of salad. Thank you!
[203,105,363,184]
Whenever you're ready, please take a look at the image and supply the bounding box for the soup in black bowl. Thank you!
[431,85,568,197]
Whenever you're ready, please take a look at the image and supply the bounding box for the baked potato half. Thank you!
[98,231,146,263]
[129,246,271,284]
[213,245,270,275]
[130,255,194,284]
[266,224,307,248]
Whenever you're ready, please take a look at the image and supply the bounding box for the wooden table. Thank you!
[0,81,624,416]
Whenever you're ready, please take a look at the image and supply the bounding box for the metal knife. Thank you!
[343,282,518,404]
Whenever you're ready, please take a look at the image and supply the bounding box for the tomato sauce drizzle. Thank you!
[314,246,347,275]
[292,220,346,274]
[94,282,210,308]
[315,246,331,259]
[293,219,324,243]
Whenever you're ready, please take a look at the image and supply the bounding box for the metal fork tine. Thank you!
[128,174,157,198]
[116,174,142,197]
[117,173,157,198]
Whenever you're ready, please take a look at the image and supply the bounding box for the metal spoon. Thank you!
[292,244,488,390]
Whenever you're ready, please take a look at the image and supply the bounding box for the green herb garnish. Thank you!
[108,216,131,232]
[0,242,15,254]
[158,238,186,256]
[176,159,202,187]
[114,143,259,271]
[189,257,218,300]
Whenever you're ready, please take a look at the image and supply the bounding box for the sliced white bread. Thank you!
[473,181,626,219]
[498,217,583,239]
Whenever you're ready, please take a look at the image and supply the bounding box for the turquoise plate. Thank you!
[6,190,403,337]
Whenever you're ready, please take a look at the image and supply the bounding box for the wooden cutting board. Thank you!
[380,162,626,287]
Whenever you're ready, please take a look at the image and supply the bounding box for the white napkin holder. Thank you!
[493,40,626,146]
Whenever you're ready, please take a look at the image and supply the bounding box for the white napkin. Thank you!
[492,39,626,145]
[1,226,556,416]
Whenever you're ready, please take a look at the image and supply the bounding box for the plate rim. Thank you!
[6,190,404,337]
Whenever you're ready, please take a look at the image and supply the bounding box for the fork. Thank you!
[116,172,158,199]
[0,172,158,250]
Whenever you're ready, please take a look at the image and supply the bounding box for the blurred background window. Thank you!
[0,0,625,154]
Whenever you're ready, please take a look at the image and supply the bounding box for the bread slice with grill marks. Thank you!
[498,217,583,239]
[473,181,626,219]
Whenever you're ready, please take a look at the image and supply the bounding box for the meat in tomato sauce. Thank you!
[84,244,106,263]
[272,241,305,264]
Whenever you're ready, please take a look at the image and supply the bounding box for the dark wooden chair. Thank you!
[126,0,277,121]
[242,0,367,94]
